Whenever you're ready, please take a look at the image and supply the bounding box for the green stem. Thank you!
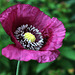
[16,61,20,75]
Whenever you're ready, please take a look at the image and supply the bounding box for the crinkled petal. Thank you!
[0,4,51,34]
[41,17,66,51]
[2,44,60,63]
[0,4,51,49]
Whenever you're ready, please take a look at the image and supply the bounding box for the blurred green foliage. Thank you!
[0,0,75,75]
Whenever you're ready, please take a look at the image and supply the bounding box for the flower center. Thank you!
[14,24,44,51]
[24,32,36,42]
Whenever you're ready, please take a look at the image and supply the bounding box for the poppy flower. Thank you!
[0,4,66,63]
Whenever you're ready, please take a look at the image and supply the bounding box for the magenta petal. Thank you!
[41,17,66,51]
[0,4,51,49]
[0,4,51,33]
[2,44,60,63]
[32,11,51,32]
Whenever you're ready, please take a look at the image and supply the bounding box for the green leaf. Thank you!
[0,57,10,68]
[0,72,6,75]
[21,62,29,75]
[61,9,67,13]
[36,62,52,73]
[66,0,75,5]
[52,10,61,15]
[64,32,70,40]
[57,59,73,69]
[57,4,62,8]
[26,0,37,4]
[40,7,51,16]
[66,33,75,42]
[17,0,24,2]
[71,15,75,21]
[41,0,45,2]
[48,3,56,9]
[59,47,75,60]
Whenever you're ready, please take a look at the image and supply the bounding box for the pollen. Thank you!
[24,32,36,42]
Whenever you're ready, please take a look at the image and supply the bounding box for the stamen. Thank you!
[14,24,44,51]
